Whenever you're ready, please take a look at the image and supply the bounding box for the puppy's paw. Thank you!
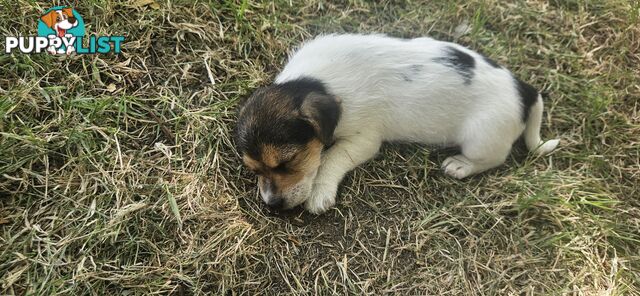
[304,183,337,215]
[534,139,560,156]
[442,155,474,179]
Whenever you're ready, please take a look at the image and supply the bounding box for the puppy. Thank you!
[236,34,559,214]
[40,8,79,54]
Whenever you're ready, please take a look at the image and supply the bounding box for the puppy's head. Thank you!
[40,8,78,35]
[236,78,340,210]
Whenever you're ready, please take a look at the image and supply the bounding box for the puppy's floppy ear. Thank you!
[40,11,58,28]
[300,92,340,146]
[62,8,74,17]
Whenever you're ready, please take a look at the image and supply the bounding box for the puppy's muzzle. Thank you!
[260,178,285,210]
[265,196,284,210]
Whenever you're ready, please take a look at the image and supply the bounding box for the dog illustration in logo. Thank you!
[40,8,78,54]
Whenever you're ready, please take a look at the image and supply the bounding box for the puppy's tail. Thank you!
[524,94,559,155]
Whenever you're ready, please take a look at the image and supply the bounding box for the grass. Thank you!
[1,0,639,294]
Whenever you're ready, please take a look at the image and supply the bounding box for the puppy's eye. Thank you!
[273,162,288,173]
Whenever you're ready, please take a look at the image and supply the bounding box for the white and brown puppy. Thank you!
[40,8,79,54]
[236,34,559,214]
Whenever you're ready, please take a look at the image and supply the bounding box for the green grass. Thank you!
[1,0,639,294]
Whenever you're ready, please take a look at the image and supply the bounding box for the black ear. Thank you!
[300,92,341,146]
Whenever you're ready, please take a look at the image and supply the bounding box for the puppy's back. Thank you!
[275,34,528,144]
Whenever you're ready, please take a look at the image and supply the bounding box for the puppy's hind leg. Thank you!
[442,121,518,179]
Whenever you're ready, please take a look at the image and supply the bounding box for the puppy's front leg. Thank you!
[305,133,382,214]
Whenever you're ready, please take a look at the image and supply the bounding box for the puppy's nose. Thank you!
[68,17,76,23]
[265,197,284,210]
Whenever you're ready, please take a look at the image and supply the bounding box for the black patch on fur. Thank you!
[235,77,340,158]
[514,76,538,122]
[481,54,501,68]
[277,77,329,107]
[433,46,475,84]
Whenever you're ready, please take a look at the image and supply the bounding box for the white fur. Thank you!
[274,34,559,214]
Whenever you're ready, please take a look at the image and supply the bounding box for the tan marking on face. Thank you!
[243,139,324,196]
[242,154,262,172]
[260,144,281,168]
[268,139,324,193]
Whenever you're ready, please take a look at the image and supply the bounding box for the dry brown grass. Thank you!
[1,0,639,295]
